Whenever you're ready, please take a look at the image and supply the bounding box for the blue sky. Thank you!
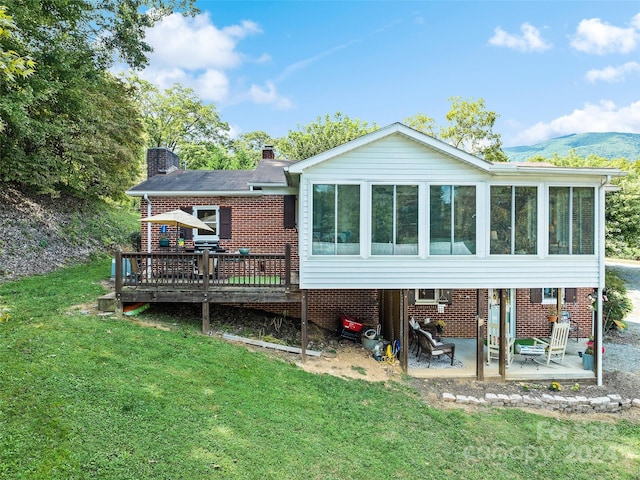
[137,0,640,147]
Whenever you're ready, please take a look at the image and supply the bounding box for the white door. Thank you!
[489,289,515,339]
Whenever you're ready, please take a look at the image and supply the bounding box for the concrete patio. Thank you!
[408,336,596,382]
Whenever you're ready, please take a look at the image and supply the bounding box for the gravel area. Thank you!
[603,261,640,374]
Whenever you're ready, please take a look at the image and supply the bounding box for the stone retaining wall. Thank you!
[443,392,640,414]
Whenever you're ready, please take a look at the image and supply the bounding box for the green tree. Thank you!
[130,78,230,151]
[403,113,436,137]
[277,112,378,160]
[0,0,197,199]
[231,130,276,167]
[405,97,508,162]
[0,6,34,82]
[0,6,34,132]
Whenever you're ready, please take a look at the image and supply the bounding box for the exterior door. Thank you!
[489,289,515,339]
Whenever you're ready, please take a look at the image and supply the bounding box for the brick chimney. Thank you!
[262,145,275,160]
[147,148,180,178]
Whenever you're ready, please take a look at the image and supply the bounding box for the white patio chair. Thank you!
[487,320,514,367]
[532,322,571,365]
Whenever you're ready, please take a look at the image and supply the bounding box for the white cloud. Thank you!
[570,17,639,55]
[193,70,230,103]
[248,82,294,110]
[488,23,552,52]
[141,12,298,111]
[512,100,640,145]
[586,61,640,83]
[146,13,261,70]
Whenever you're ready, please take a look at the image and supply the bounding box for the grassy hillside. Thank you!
[505,132,640,163]
[1,259,638,479]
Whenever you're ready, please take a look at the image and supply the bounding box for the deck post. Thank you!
[301,289,308,362]
[202,250,210,293]
[115,250,123,293]
[285,243,291,287]
[476,289,484,380]
[115,250,123,316]
[401,289,408,373]
[202,250,210,334]
[499,289,507,380]
[202,302,210,335]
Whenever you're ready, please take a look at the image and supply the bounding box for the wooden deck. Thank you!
[114,246,301,306]
[113,245,311,359]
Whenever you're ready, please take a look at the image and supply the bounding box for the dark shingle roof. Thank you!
[127,159,297,195]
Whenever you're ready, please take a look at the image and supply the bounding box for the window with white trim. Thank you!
[542,288,558,304]
[490,186,537,254]
[312,184,360,255]
[549,187,594,254]
[193,206,219,241]
[429,185,476,255]
[371,184,418,255]
[415,289,439,305]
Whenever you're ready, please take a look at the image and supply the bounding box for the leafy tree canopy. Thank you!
[0,6,34,82]
[277,112,378,160]
[128,76,229,151]
[0,1,197,199]
[405,97,508,162]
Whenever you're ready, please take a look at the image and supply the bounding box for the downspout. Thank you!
[596,176,609,386]
[144,194,151,254]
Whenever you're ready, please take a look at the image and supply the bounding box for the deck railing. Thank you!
[114,244,292,292]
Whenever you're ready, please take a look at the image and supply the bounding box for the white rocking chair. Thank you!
[532,322,571,365]
[487,320,514,367]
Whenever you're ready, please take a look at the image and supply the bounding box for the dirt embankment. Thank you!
[0,187,114,282]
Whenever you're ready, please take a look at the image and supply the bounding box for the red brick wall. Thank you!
[408,289,480,338]
[514,288,593,339]
[141,195,299,269]
[307,290,379,330]
[240,290,378,332]
[407,288,593,339]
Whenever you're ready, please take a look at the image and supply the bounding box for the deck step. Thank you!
[98,292,116,312]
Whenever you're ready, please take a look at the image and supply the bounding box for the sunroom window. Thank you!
[549,187,594,254]
[312,184,360,255]
[429,185,476,255]
[371,185,418,255]
[490,186,537,254]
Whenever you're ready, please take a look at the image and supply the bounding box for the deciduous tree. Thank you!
[0,0,196,199]
[130,78,229,151]
[405,97,508,162]
[277,113,378,160]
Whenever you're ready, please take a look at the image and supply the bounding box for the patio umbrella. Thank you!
[141,209,214,249]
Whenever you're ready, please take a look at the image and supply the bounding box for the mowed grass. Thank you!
[0,258,638,479]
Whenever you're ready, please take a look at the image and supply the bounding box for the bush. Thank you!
[602,269,632,332]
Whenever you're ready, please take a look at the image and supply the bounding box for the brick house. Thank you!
[124,123,623,383]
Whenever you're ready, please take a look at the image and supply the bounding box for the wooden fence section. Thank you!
[114,244,293,292]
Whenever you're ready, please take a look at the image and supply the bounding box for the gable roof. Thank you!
[285,122,494,175]
[126,158,297,197]
[284,122,625,181]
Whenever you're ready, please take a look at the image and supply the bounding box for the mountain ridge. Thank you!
[504,132,640,163]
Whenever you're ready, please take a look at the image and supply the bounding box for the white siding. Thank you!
[305,136,483,180]
[299,256,601,289]
[297,134,606,290]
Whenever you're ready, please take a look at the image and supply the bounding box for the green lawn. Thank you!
[0,258,638,479]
